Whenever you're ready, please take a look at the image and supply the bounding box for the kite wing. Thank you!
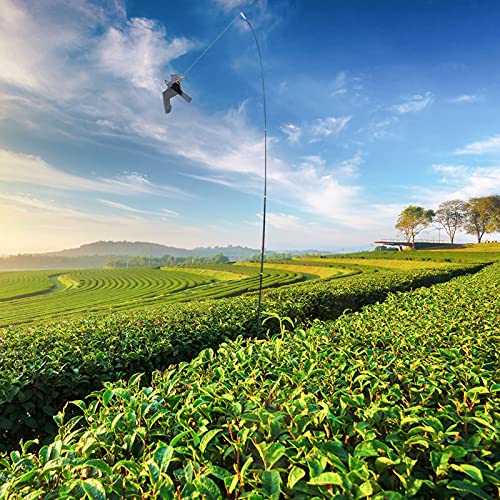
[162,87,177,114]
[178,91,192,103]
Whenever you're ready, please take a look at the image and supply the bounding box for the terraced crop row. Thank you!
[0,263,481,450]
[296,256,451,270]
[269,258,386,275]
[0,268,213,327]
[93,268,303,316]
[171,267,249,281]
[324,247,500,264]
[0,270,59,301]
[0,267,303,327]
[1,263,497,498]
[161,269,302,302]
[236,262,357,279]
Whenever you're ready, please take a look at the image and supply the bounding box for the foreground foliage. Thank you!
[0,265,483,449]
[1,263,498,498]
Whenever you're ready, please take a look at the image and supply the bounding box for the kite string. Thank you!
[184,15,239,75]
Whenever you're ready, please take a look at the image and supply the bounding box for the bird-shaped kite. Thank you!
[162,74,192,114]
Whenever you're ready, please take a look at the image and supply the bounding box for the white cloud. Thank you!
[182,173,239,188]
[299,155,325,167]
[0,2,279,190]
[0,0,124,99]
[414,163,500,206]
[271,155,375,229]
[330,88,348,97]
[99,199,178,217]
[367,116,399,140]
[280,123,301,144]
[310,116,351,139]
[336,153,363,178]
[330,71,349,96]
[0,148,184,196]
[213,0,249,12]
[329,71,363,97]
[432,164,469,178]
[299,177,365,227]
[0,192,61,212]
[455,134,500,155]
[0,0,193,103]
[280,115,351,146]
[278,81,288,93]
[392,92,433,114]
[96,17,193,93]
[264,212,302,231]
[448,94,480,104]
[0,193,208,254]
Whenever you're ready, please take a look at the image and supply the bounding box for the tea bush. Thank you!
[0,264,483,449]
[1,264,497,498]
[0,271,58,301]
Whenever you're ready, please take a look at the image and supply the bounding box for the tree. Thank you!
[463,195,500,243]
[434,199,466,244]
[212,253,229,263]
[373,245,397,252]
[395,205,434,249]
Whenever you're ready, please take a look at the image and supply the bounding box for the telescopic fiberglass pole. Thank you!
[178,12,267,333]
[239,12,267,334]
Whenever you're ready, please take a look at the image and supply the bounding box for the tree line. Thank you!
[105,252,305,268]
[106,253,231,268]
[396,195,500,247]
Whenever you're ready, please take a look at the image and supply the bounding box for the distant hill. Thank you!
[0,241,260,270]
[44,241,259,259]
[45,241,188,258]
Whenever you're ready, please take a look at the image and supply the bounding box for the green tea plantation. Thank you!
[0,246,498,498]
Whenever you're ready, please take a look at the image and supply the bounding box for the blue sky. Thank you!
[1,0,499,253]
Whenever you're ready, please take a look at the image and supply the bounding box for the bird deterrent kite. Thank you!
[161,15,238,115]
[162,74,192,114]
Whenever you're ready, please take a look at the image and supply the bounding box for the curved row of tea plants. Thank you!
[159,267,303,303]
[297,257,451,270]
[235,262,357,279]
[0,268,212,327]
[0,264,482,450]
[0,270,60,301]
[0,266,303,327]
[170,267,249,281]
[1,263,498,498]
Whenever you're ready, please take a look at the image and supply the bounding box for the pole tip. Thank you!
[240,11,247,21]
